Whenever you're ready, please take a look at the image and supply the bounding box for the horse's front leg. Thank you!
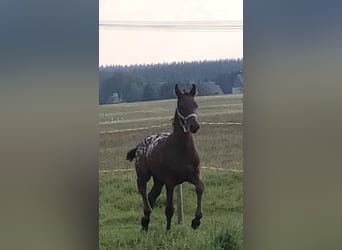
[191,178,204,229]
[165,185,175,231]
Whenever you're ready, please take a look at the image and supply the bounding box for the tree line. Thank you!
[99,59,242,104]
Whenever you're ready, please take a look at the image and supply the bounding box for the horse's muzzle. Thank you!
[189,123,200,133]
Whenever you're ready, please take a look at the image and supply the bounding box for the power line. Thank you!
[99,20,243,32]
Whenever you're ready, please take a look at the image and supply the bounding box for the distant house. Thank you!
[197,81,224,96]
[232,72,243,94]
[106,92,122,104]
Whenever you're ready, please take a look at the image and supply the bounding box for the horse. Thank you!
[126,84,204,231]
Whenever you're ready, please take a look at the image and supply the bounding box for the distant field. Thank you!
[99,94,243,250]
[99,94,242,131]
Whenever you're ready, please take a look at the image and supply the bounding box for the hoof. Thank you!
[191,218,201,229]
[141,217,150,231]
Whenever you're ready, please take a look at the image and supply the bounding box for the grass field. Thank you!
[99,94,243,250]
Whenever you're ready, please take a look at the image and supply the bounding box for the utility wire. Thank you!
[99,20,243,32]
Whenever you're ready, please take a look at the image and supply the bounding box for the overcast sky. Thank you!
[99,0,243,66]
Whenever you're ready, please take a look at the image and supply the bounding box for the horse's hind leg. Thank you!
[190,176,205,229]
[137,175,152,231]
[148,177,164,209]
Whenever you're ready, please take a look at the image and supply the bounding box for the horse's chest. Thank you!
[168,161,200,184]
[170,152,200,174]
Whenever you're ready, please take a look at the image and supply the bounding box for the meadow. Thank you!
[99,94,243,250]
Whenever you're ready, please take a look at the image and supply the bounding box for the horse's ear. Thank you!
[175,84,182,97]
[190,84,197,96]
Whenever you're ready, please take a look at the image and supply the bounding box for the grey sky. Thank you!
[99,0,243,66]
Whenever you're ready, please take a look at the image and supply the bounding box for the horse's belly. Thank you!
[148,162,198,185]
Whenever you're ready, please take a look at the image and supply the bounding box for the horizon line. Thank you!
[99,57,243,68]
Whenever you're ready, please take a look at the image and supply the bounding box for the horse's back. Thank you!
[134,132,170,166]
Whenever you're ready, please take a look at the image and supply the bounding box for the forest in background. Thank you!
[99,59,243,104]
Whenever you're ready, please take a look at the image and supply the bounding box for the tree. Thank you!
[215,72,237,94]
[123,81,144,102]
[143,84,158,101]
[99,71,144,104]
[159,82,175,100]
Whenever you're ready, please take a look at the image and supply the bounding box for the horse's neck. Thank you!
[172,110,194,149]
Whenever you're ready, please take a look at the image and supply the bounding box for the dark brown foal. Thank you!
[127,84,204,231]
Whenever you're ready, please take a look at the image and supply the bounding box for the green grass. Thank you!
[100,173,243,250]
[99,94,243,250]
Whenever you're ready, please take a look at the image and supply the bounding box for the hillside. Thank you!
[99,59,243,104]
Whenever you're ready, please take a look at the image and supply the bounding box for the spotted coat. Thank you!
[135,132,170,163]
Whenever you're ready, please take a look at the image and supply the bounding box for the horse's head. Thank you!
[175,84,200,134]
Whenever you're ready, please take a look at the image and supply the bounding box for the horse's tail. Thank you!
[126,147,137,161]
